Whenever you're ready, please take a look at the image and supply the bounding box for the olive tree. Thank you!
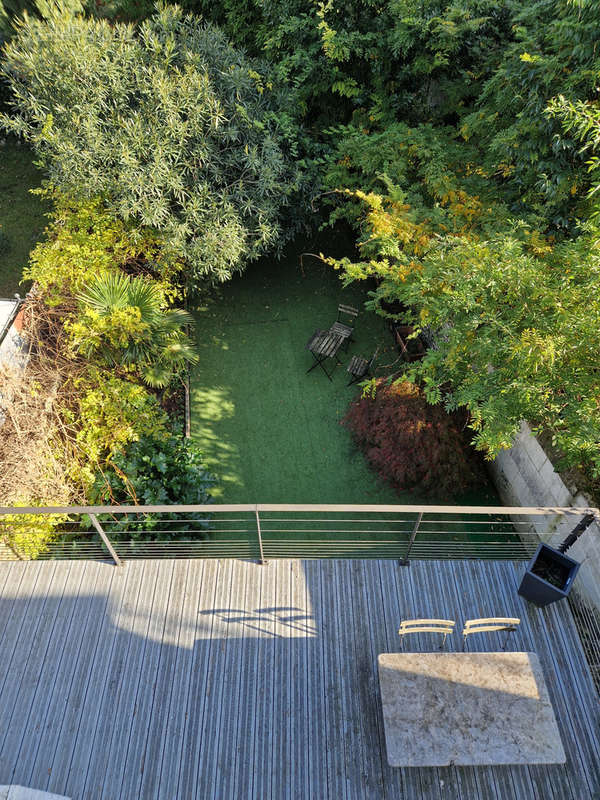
[1,2,303,285]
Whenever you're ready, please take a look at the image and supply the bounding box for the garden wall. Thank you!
[0,298,27,561]
[489,421,600,611]
[0,298,26,369]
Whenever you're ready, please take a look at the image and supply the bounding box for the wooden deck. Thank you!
[0,558,598,800]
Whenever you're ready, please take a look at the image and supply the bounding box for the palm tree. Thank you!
[76,272,198,387]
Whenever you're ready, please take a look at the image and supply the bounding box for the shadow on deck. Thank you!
[0,558,598,799]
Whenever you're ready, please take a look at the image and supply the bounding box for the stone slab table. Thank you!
[378,652,566,767]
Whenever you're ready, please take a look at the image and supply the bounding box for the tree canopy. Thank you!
[2,0,600,491]
[328,222,600,474]
[1,2,304,286]
[312,0,600,477]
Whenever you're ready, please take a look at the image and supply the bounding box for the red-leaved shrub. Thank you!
[343,380,484,497]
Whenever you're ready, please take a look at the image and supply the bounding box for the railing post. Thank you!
[255,505,266,565]
[400,512,422,566]
[89,513,123,567]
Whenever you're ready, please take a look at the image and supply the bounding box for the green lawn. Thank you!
[0,137,48,297]
[190,229,499,507]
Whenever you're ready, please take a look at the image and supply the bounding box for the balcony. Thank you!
[0,541,599,798]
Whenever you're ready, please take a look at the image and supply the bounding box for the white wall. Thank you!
[489,421,600,611]
[0,300,26,370]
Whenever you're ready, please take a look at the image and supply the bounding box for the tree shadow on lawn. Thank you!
[0,137,48,297]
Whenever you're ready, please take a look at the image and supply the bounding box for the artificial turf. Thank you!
[0,137,48,297]
[190,228,499,507]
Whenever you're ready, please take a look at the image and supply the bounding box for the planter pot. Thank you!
[518,543,580,607]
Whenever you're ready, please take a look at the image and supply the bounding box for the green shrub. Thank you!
[2,3,304,286]
[91,432,216,540]
[61,369,170,492]
[69,272,198,388]
[331,220,600,476]
[25,193,176,306]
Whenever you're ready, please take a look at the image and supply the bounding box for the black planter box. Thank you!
[518,543,581,607]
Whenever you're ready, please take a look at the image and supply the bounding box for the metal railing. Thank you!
[0,503,598,565]
[569,592,600,695]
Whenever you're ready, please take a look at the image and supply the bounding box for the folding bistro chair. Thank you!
[398,619,455,649]
[329,304,358,351]
[347,347,378,386]
[462,617,521,651]
[305,329,344,381]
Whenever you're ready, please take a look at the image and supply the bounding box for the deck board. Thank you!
[0,561,76,781]
[211,559,246,800]
[252,555,277,800]
[0,561,60,773]
[140,559,190,800]
[489,561,574,800]
[0,558,598,800]
[0,563,29,649]
[454,559,513,800]
[424,561,472,800]
[157,559,201,800]
[34,561,113,794]
[320,558,349,800]
[96,559,161,799]
[194,559,235,800]
[11,561,90,787]
[120,559,177,800]
[176,558,218,799]
[76,559,148,799]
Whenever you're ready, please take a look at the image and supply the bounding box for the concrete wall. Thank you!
[489,421,600,611]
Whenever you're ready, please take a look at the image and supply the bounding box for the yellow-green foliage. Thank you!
[0,505,69,559]
[11,193,191,521]
[63,368,169,491]
[25,192,177,305]
[67,272,198,388]
[329,217,600,477]
[67,306,146,356]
